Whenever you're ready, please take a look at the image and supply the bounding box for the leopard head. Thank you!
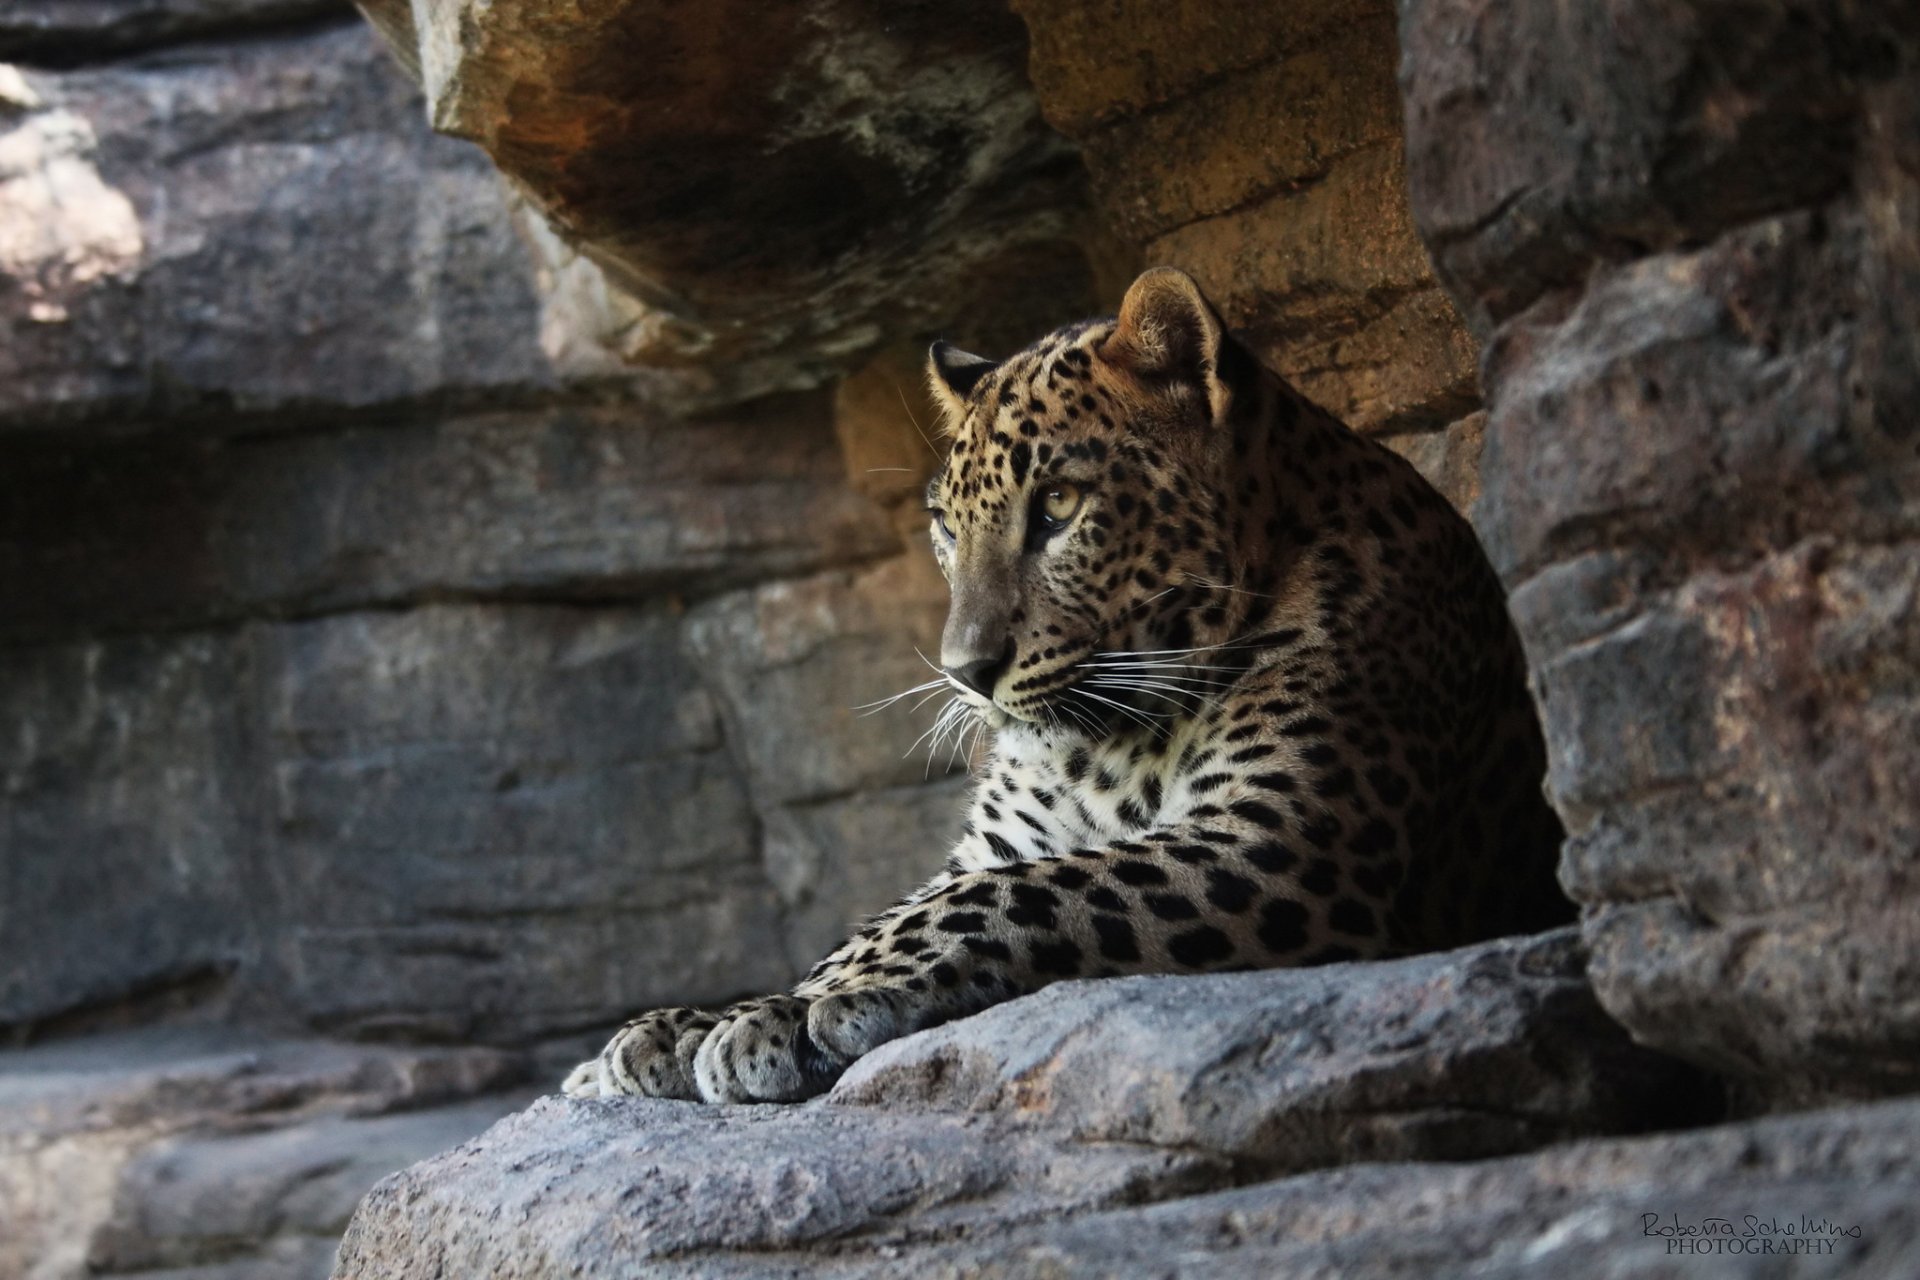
[923,268,1261,731]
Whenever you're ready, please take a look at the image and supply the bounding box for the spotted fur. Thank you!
[564,268,1570,1104]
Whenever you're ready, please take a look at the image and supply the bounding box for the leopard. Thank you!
[563,267,1571,1104]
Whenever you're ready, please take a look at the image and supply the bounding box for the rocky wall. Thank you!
[1013,0,1479,439]
[1400,0,1920,1110]
[1,7,966,1275]
[349,0,1101,404]
[352,0,1492,513]
[0,0,966,1049]
[10,0,1919,1276]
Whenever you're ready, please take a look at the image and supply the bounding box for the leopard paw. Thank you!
[691,995,848,1103]
[561,1006,718,1099]
[560,1057,606,1098]
[807,986,923,1063]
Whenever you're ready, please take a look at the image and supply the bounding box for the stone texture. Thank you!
[1382,411,1486,516]
[0,7,978,1061]
[0,2,348,62]
[1013,0,1478,436]
[687,553,966,972]
[1400,0,1920,1108]
[2,602,817,1041]
[761,779,971,976]
[0,391,895,646]
[350,0,1097,397]
[329,935,1816,1280]
[0,1028,529,1280]
[0,21,574,431]
[831,343,946,515]
[0,632,253,1031]
[250,604,787,1042]
[1400,0,1912,337]
[834,929,1707,1167]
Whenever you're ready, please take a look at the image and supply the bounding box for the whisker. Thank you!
[855,676,951,714]
[908,687,952,713]
[942,709,981,774]
[1076,665,1239,687]
[1070,686,1168,736]
[1084,678,1221,711]
[897,384,945,456]
[927,701,975,775]
[1084,674,1216,698]
[905,700,961,760]
[1181,573,1279,600]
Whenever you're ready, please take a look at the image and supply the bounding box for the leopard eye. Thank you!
[1039,483,1083,527]
[929,507,955,542]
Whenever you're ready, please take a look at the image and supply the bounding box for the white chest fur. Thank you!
[948,717,1220,872]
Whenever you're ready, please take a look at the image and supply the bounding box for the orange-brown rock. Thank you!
[353,0,1098,398]
[1012,0,1477,435]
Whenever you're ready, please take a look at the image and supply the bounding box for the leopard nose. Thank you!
[945,646,1012,699]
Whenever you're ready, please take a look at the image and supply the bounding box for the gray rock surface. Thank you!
[0,631,253,1031]
[0,21,573,431]
[1,607,770,1039]
[249,604,789,1041]
[687,555,967,970]
[331,933,1751,1278]
[1400,0,1920,1110]
[2,555,965,1041]
[0,12,958,1049]
[0,1028,531,1280]
[0,393,896,646]
[0,2,348,62]
[835,930,1708,1169]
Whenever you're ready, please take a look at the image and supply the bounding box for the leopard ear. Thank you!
[1100,267,1235,423]
[926,341,997,431]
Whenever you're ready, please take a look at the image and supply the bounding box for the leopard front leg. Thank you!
[567,822,1373,1103]
[561,891,1003,1104]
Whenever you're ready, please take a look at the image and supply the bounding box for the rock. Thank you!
[332,1095,1920,1278]
[247,604,790,1042]
[0,1028,530,1280]
[2,568,977,1040]
[686,554,968,971]
[337,1092,1222,1279]
[0,10,982,1057]
[0,21,577,432]
[1400,0,1920,1108]
[1013,0,1479,434]
[0,605,792,1041]
[1398,0,1908,335]
[0,631,254,1032]
[1381,411,1486,516]
[834,930,1705,1169]
[760,779,971,975]
[350,0,1097,396]
[334,934,1920,1280]
[686,554,960,810]
[0,390,897,646]
[0,2,348,62]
